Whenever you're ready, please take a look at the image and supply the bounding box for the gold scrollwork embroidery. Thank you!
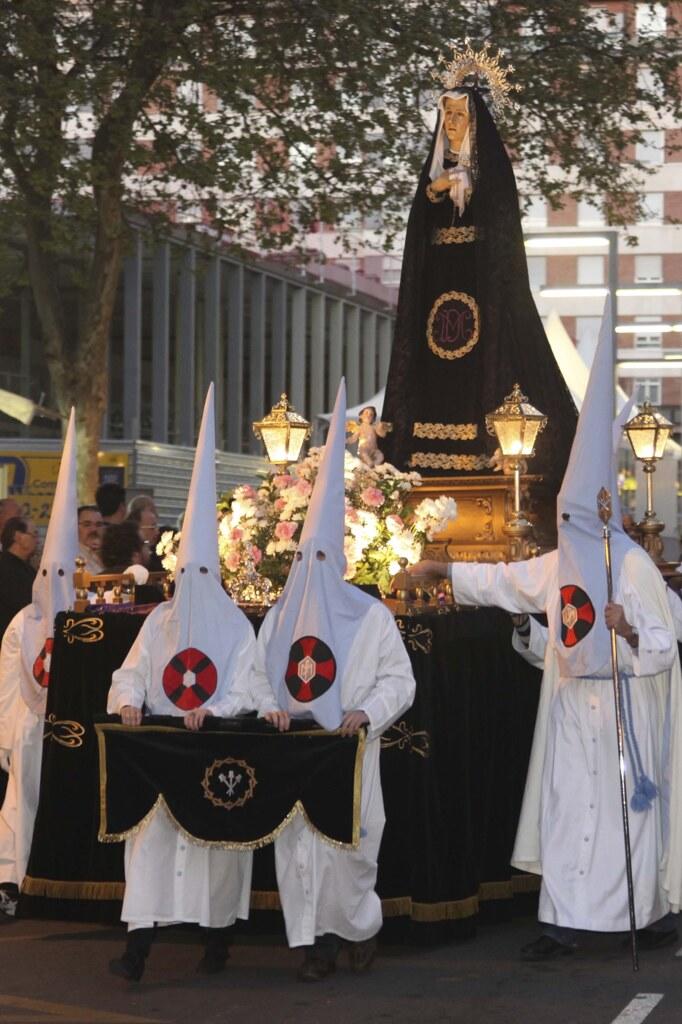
[44,713,85,748]
[395,618,433,654]
[413,422,478,441]
[409,452,489,471]
[432,226,477,245]
[381,720,431,759]
[62,616,104,644]
[426,290,480,361]
[202,756,257,811]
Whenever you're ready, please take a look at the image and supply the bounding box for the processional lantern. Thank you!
[253,394,311,470]
[485,383,547,560]
[623,401,673,562]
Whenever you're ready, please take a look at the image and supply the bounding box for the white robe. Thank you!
[250,600,416,947]
[0,612,44,886]
[451,548,682,931]
[107,619,257,930]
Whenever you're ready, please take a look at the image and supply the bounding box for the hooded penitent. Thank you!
[555,297,640,679]
[265,379,375,730]
[135,384,251,713]
[20,408,78,714]
[381,86,577,512]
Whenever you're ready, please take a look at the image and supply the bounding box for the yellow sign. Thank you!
[0,451,129,527]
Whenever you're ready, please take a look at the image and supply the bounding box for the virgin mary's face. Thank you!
[442,96,469,152]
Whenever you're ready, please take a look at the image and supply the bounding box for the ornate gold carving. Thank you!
[395,618,433,654]
[409,452,489,471]
[413,422,478,441]
[44,714,85,749]
[202,756,257,811]
[432,226,477,245]
[426,290,480,361]
[434,41,519,116]
[426,182,446,204]
[381,720,431,758]
[62,616,104,644]
[474,496,495,542]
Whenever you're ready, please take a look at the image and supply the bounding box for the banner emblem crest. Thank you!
[163,648,217,710]
[560,585,595,648]
[285,636,337,703]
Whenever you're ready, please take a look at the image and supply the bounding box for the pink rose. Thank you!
[251,546,262,565]
[225,552,241,572]
[240,485,256,498]
[273,474,293,488]
[294,478,312,497]
[230,527,243,541]
[386,514,404,533]
[274,497,287,512]
[361,486,385,508]
[346,507,360,524]
[275,521,298,541]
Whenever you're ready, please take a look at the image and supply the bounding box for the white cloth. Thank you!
[450,547,682,929]
[428,91,472,216]
[107,611,257,930]
[251,599,415,947]
[0,612,44,885]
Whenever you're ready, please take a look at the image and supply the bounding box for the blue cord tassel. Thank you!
[620,673,658,813]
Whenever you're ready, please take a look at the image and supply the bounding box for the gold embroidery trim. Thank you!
[44,714,85,749]
[395,618,433,654]
[381,720,431,758]
[432,226,477,245]
[95,723,365,852]
[202,757,257,810]
[21,876,126,900]
[426,290,480,360]
[426,182,446,203]
[413,422,478,441]
[62,616,104,644]
[409,452,489,471]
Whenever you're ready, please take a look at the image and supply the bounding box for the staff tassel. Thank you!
[597,487,639,972]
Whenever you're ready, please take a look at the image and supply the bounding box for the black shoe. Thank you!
[196,949,229,975]
[520,935,576,962]
[297,954,336,982]
[625,927,678,951]
[0,886,18,922]
[109,952,146,981]
[348,936,377,973]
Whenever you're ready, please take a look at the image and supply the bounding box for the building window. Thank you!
[633,379,662,404]
[636,3,667,37]
[577,255,605,285]
[577,198,605,226]
[521,195,547,228]
[636,130,665,165]
[634,255,663,283]
[526,256,546,290]
[638,193,664,225]
[634,330,663,350]
[591,8,625,37]
[576,317,602,366]
[177,80,203,106]
[381,256,403,287]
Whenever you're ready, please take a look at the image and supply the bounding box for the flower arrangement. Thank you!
[157,449,457,598]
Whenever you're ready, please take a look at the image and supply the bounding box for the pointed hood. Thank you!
[556,297,639,676]
[265,378,374,730]
[21,408,79,713]
[124,385,254,716]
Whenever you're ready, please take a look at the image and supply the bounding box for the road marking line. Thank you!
[0,995,171,1023]
[609,993,664,1024]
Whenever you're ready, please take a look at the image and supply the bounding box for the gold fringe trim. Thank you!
[509,873,541,894]
[250,890,282,911]
[21,876,125,900]
[96,724,365,853]
[409,452,489,471]
[432,226,477,245]
[413,422,478,441]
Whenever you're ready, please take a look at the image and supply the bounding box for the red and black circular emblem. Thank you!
[285,636,336,703]
[32,637,54,688]
[560,585,595,648]
[162,648,217,710]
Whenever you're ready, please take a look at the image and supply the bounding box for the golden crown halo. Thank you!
[433,39,519,116]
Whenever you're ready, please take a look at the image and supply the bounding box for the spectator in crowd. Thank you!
[0,519,38,644]
[96,482,127,525]
[100,522,163,605]
[77,505,104,573]
[126,497,163,572]
[0,499,21,549]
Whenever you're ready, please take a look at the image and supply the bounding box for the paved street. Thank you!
[1,913,681,1024]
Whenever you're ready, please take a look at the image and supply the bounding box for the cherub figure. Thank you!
[346,406,393,467]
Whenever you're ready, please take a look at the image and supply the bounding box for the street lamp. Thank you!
[485,383,547,560]
[253,394,311,470]
[623,401,673,561]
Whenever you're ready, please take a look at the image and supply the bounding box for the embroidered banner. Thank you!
[96,717,364,850]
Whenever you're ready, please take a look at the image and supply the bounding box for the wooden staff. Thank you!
[597,487,639,971]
